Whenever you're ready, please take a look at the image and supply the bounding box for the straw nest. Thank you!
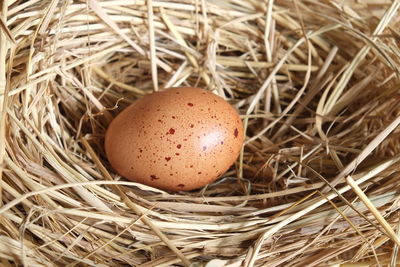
[1,0,400,266]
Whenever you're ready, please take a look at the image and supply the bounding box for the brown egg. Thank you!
[105,87,244,191]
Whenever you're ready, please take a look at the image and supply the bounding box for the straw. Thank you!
[2,0,400,266]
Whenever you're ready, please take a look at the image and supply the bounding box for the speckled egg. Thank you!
[105,87,244,191]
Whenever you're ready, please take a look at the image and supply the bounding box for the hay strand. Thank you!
[0,0,10,208]
[346,176,400,246]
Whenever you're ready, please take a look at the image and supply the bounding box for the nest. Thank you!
[1,0,400,266]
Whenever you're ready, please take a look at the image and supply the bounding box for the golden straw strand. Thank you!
[346,176,400,246]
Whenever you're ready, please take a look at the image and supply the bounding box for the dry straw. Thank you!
[1,0,400,266]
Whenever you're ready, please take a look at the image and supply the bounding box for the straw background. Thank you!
[1,0,400,266]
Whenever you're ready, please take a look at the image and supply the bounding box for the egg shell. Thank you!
[105,87,244,191]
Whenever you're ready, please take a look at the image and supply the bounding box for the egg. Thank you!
[105,87,244,191]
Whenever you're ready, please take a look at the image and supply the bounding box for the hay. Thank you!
[1,0,400,266]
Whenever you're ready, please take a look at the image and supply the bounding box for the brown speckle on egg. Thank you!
[105,87,244,191]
